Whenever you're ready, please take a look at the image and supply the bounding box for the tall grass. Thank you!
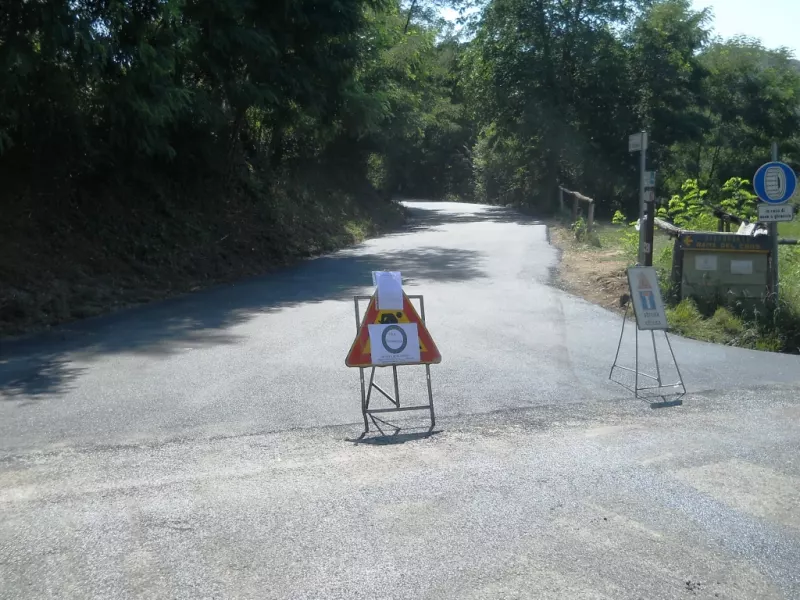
[589,216,800,353]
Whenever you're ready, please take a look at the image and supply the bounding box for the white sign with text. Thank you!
[758,203,794,222]
[368,323,421,365]
[627,267,669,331]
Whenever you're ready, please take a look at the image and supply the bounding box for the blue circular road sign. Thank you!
[753,161,797,204]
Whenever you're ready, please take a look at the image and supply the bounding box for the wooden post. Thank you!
[670,237,684,301]
[560,187,595,225]
[643,199,654,266]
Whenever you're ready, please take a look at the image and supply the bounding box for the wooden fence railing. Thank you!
[559,186,595,232]
[656,216,798,247]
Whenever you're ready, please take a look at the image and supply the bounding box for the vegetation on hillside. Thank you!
[0,0,472,334]
[2,0,799,336]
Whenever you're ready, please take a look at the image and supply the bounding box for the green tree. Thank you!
[667,37,800,195]
[335,2,475,199]
[464,0,644,209]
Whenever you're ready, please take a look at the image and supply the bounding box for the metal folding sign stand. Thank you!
[609,302,686,407]
[353,294,436,434]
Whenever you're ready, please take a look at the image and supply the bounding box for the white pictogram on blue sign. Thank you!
[753,161,797,205]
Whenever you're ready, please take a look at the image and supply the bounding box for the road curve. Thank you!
[1,201,799,452]
[2,202,800,599]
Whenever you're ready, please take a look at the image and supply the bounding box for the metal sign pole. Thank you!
[639,132,648,265]
[770,141,780,297]
[644,192,655,266]
[753,147,796,298]
[629,131,649,265]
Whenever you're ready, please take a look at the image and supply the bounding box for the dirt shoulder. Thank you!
[548,224,630,314]
[549,220,800,354]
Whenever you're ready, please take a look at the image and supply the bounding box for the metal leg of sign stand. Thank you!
[354,295,437,435]
[425,363,436,428]
[359,365,435,434]
[609,305,686,407]
[358,367,369,433]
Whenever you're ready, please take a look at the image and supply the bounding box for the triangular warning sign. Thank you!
[638,273,651,290]
[345,292,441,367]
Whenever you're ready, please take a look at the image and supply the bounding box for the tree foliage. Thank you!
[0,0,387,178]
[2,0,798,229]
[462,0,800,215]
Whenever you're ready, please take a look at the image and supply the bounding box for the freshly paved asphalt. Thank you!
[2,201,799,598]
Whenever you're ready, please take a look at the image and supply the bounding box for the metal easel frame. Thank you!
[353,294,436,433]
[609,303,686,406]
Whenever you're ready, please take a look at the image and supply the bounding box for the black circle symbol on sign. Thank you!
[381,325,407,354]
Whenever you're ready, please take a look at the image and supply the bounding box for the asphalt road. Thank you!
[2,201,799,599]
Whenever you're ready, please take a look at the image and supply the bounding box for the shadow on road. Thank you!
[1,202,535,398]
[348,428,442,446]
[396,202,543,233]
[0,357,86,403]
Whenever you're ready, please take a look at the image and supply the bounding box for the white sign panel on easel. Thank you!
[627,266,668,330]
[368,323,421,365]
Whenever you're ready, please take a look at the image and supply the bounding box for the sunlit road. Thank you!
[2,202,799,599]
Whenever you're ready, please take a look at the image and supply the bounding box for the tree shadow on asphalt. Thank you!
[0,357,86,404]
[396,202,544,233]
[1,203,519,399]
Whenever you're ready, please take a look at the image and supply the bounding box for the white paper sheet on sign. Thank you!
[694,255,718,271]
[373,271,403,310]
[368,323,420,365]
[730,260,753,275]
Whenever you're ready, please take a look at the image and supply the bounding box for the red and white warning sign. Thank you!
[346,269,441,371]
